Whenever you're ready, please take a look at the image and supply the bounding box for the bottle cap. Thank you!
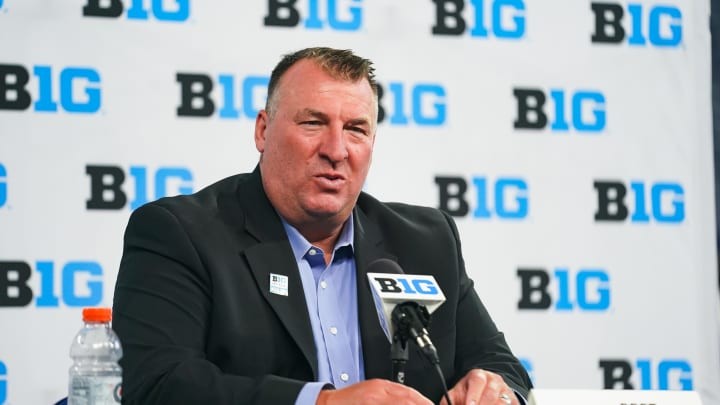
[82,307,112,322]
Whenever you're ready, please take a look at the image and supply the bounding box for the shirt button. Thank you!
[320,281,327,289]
[329,326,338,335]
[308,249,317,256]
[340,373,349,382]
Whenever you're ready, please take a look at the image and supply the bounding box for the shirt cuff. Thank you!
[295,382,334,405]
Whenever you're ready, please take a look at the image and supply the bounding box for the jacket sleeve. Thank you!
[112,202,306,404]
[441,211,533,399]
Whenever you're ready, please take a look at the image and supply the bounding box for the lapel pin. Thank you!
[269,273,289,296]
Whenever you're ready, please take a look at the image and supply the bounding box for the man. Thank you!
[113,47,531,405]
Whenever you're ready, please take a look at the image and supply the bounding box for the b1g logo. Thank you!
[264,0,363,31]
[0,163,7,209]
[591,3,682,47]
[513,88,606,132]
[599,359,693,390]
[435,176,528,219]
[377,82,446,126]
[373,277,439,295]
[0,64,101,114]
[83,0,190,22]
[177,73,447,127]
[594,181,684,223]
[176,73,269,119]
[0,261,103,307]
[86,165,193,211]
[431,0,525,39]
[517,268,610,311]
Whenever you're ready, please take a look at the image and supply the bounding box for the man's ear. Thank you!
[254,110,269,153]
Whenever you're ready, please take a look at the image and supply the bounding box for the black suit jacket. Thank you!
[113,168,531,404]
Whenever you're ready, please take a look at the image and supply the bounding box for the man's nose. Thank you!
[319,125,349,163]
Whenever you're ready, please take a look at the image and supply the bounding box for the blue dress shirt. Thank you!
[281,215,527,405]
[281,215,365,405]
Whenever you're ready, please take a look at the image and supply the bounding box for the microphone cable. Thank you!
[434,363,452,405]
[391,302,453,405]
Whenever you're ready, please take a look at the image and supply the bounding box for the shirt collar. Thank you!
[280,213,355,262]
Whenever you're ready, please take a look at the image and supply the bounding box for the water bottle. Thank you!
[68,307,123,405]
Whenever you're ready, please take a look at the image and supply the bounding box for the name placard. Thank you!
[528,389,702,405]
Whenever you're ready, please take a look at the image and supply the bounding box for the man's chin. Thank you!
[305,208,345,220]
[303,202,351,221]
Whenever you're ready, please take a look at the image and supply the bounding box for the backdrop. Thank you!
[1,1,719,404]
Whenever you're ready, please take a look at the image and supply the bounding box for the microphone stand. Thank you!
[390,302,429,385]
[389,302,454,405]
[391,333,409,384]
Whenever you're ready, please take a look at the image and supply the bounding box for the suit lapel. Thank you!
[230,170,399,382]
[233,169,318,379]
[353,205,397,380]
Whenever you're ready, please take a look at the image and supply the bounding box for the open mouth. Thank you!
[315,173,346,188]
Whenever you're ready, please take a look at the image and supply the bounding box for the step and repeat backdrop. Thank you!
[1,1,720,404]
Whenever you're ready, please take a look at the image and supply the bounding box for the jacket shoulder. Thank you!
[357,192,455,236]
[140,173,250,214]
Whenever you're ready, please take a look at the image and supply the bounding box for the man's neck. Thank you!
[296,222,345,265]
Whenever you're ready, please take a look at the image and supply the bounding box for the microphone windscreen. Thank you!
[366,258,404,275]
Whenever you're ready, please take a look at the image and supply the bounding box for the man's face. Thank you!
[255,59,377,228]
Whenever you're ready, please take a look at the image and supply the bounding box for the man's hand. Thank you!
[440,369,519,405]
[316,379,433,405]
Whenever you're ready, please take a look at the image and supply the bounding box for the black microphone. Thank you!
[365,259,454,405]
[391,301,439,364]
[366,259,446,366]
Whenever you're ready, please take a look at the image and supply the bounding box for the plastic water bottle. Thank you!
[68,307,123,405]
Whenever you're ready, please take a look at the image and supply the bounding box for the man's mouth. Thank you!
[314,173,346,188]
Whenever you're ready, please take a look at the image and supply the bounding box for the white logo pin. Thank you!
[269,273,289,296]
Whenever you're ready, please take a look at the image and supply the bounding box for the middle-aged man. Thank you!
[113,47,532,405]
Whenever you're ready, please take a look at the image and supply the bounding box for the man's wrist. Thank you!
[315,384,335,405]
[316,389,329,405]
[295,382,334,405]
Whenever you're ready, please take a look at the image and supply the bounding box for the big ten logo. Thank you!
[376,82,447,126]
[0,261,104,308]
[594,181,684,223]
[176,73,268,119]
[82,0,190,22]
[86,165,193,210]
[263,0,363,31]
[599,359,693,390]
[517,268,611,311]
[513,88,606,133]
[373,276,439,295]
[590,3,682,47]
[519,357,534,383]
[431,0,525,39]
[0,163,6,209]
[434,176,528,219]
[0,360,5,404]
[175,73,447,127]
[0,64,101,114]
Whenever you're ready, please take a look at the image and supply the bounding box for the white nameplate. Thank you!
[529,389,702,405]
